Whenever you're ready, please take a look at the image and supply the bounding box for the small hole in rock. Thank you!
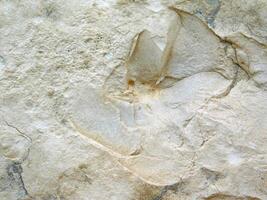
[128,79,135,86]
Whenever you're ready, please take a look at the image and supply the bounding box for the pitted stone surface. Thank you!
[0,0,267,200]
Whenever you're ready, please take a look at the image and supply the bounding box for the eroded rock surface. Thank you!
[0,0,267,200]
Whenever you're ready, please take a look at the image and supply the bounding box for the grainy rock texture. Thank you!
[0,0,267,200]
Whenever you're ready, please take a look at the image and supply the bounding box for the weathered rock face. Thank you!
[0,0,267,200]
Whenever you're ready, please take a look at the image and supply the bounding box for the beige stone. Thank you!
[0,0,266,200]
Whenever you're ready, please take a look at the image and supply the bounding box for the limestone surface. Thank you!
[0,0,267,200]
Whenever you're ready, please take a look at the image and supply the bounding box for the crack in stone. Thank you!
[0,116,33,198]
[7,162,29,198]
[4,120,32,143]
[152,180,184,200]
[70,119,193,186]
[67,6,267,198]
[223,32,267,90]
[206,0,221,28]
[3,119,32,163]
[204,193,262,200]
[212,67,239,99]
